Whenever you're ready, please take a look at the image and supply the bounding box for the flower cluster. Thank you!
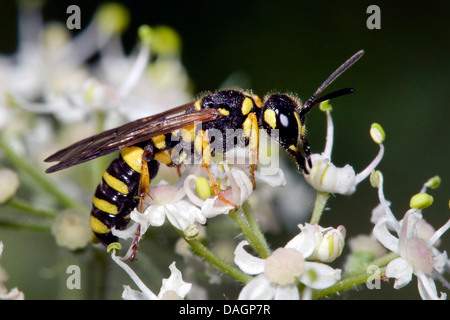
[0,2,448,301]
[371,173,450,299]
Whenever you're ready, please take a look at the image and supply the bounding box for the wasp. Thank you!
[45,50,364,256]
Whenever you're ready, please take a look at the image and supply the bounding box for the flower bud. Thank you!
[304,155,357,195]
[138,25,153,44]
[312,225,346,263]
[107,242,122,253]
[96,3,130,34]
[410,193,434,210]
[51,209,91,250]
[151,26,181,55]
[370,123,385,144]
[195,176,212,200]
[425,175,441,189]
[184,224,199,240]
[0,168,20,204]
[319,100,333,112]
[370,170,382,188]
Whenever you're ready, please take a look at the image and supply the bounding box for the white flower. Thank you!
[288,223,346,263]
[304,105,384,195]
[110,248,191,300]
[234,233,341,300]
[0,168,20,204]
[372,173,450,300]
[132,182,206,233]
[184,163,286,218]
[51,209,91,250]
[0,242,25,300]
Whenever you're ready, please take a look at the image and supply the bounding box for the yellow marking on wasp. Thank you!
[243,116,252,138]
[289,145,298,152]
[294,112,301,131]
[241,97,253,115]
[301,125,306,137]
[103,171,129,194]
[246,113,259,167]
[252,95,262,108]
[263,109,277,129]
[121,146,144,173]
[194,100,202,111]
[195,130,212,166]
[218,108,230,116]
[152,134,167,150]
[90,216,110,234]
[180,125,196,142]
[154,150,173,165]
[93,197,118,215]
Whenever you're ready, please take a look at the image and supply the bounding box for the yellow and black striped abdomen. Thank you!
[90,143,160,246]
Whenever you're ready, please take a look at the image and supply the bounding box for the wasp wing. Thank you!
[45,103,220,173]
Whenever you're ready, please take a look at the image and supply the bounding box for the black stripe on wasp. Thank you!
[45,50,364,260]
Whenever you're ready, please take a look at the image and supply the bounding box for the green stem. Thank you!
[5,197,58,218]
[310,191,330,224]
[0,219,51,232]
[0,137,85,211]
[312,252,399,299]
[242,201,271,258]
[229,204,271,259]
[177,229,251,284]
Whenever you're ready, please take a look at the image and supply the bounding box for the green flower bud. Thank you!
[410,193,434,210]
[195,176,212,199]
[319,100,333,112]
[370,123,385,144]
[96,3,130,34]
[138,25,153,46]
[370,170,382,188]
[425,175,441,189]
[107,242,122,253]
[151,26,181,55]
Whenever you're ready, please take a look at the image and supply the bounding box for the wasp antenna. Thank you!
[314,87,355,105]
[300,50,364,118]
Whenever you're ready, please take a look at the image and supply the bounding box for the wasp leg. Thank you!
[196,130,238,209]
[299,121,312,172]
[243,112,259,189]
[130,145,154,261]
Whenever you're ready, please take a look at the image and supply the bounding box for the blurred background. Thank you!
[0,0,448,299]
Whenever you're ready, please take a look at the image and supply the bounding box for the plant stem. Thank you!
[312,252,399,299]
[310,191,330,224]
[5,197,58,218]
[0,137,85,211]
[0,219,51,232]
[179,230,251,284]
[229,204,271,259]
[242,201,271,258]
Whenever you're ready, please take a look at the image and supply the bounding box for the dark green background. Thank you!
[0,0,449,299]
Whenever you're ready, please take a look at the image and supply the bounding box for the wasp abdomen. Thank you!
[90,144,159,246]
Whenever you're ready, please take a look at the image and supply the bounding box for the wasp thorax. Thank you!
[262,94,302,149]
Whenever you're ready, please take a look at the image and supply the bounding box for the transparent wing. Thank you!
[44,103,220,173]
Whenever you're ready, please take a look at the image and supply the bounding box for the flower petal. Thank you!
[373,216,400,253]
[234,240,265,275]
[238,274,276,300]
[254,167,286,187]
[274,284,300,300]
[158,262,191,299]
[385,257,413,289]
[299,262,341,289]
[165,201,204,231]
[285,225,317,259]
[416,271,446,300]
